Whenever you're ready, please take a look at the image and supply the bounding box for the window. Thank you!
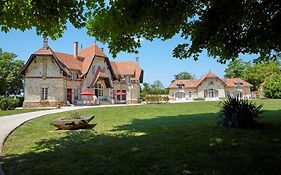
[204,89,218,98]
[235,82,243,88]
[175,92,185,98]
[189,92,192,98]
[117,90,126,100]
[94,83,104,98]
[125,76,131,85]
[41,88,48,100]
[74,89,79,100]
[71,73,78,80]
[208,81,214,85]
[177,84,184,89]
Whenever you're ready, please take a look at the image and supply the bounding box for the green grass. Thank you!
[0,109,48,117]
[1,100,281,175]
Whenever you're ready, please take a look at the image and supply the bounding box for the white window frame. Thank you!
[95,83,104,97]
[41,88,48,100]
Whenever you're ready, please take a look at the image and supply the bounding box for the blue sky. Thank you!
[0,24,256,87]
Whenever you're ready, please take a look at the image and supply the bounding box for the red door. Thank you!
[67,89,72,104]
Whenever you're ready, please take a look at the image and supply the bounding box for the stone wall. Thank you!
[113,83,140,104]
[23,55,65,108]
[197,78,225,99]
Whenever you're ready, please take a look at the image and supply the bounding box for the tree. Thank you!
[0,49,24,96]
[242,60,281,91]
[174,71,193,80]
[140,81,168,95]
[224,59,247,78]
[0,0,85,39]
[263,73,281,99]
[141,82,151,96]
[2,1,281,62]
[86,0,281,62]
[150,80,164,94]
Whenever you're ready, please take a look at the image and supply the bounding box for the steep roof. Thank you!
[53,52,82,71]
[90,66,112,88]
[21,44,117,80]
[111,61,144,83]
[78,44,107,75]
[21,47,69,75]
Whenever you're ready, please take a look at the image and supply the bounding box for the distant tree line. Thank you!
[141,81,168,97]
[224,58,281,98]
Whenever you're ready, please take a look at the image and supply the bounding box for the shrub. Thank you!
[263,73,281,99]
[163,96,169,103]
[194,98,205,101]
[218,96,263,129]
[145,95,169,104]
[17,96,24,107]
[0,97,20,110]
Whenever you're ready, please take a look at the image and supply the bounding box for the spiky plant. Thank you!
[218,96,263,128]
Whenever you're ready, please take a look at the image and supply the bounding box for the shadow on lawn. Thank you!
[2,110,281,175]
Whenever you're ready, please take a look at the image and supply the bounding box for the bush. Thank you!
[218,96,263,129]
[263,73,281,99]
[145,95,169,104]
[17,96,24,107]
[0,97,20,110]
[194,98,205,101]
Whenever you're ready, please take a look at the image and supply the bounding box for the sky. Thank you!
[0,23,256,87]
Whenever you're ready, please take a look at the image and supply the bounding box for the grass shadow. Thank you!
[2,110,281,175]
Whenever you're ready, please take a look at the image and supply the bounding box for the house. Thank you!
[21,38,143,108]
[168,72,252,101]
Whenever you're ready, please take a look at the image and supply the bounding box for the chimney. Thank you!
[43,36,48,49]
[74,41,78,60]
[136,54,139,65]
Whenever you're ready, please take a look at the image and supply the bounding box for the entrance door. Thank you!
[67,89,72,104]
[94,83,104,100]
[235,91,243,99]
[175,92,185,101]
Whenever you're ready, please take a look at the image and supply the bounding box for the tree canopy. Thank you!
[224,59,248,78]
[0,49,24,96]
[174,72,193,80]
[141,81,168,96]
[224,58,281,91]
[0,0,85,39]
[263,73,281,99]
[86,0,281,62]
[242,60,281,91]
[1,1,281,62]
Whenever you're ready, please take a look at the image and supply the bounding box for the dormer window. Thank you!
[71,73,78,80]
[234,82,243,88]
[125,76,131,85]
[177,84,184,89]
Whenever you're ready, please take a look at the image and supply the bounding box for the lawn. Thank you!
[0,109,49,117]
[1,100,281,175]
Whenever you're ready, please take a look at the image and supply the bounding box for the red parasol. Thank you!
[80,89,95,96]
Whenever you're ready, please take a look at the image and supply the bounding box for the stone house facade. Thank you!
[168,72,252,101]
[21,39,143,108]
